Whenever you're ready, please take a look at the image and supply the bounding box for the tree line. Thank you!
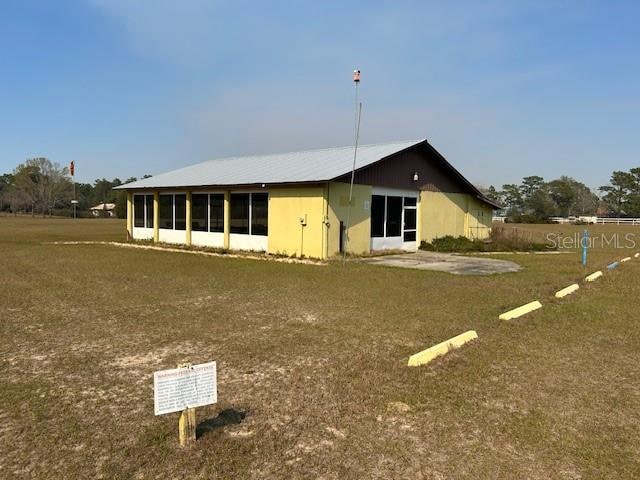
[482,168,640,221]
[2,157,640,220]
[0,158,149,217]
[482,176,598,221]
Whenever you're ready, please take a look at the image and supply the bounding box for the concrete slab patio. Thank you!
[361,251,521,275]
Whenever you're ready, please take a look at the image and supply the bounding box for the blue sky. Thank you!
[1,0,639,189]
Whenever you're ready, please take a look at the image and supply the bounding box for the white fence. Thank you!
[549,216,597,224]
[549,216,640,225]
[593,218,640,225]
[494,216,640,225]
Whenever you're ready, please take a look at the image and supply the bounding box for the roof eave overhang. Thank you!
[114,179,331,191]
[476,195,503,210]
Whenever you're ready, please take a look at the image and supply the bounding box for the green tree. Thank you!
[624,167,640,215]
[599,171,636,216]
[114,177,138,218]
[92,178,117,206]
[487,185,499,201]
[547,177,574,216]
[520,175,545,200]
[527,188,557,218]
[547,176,598,217]
[12,162,41,215]
[0,173,14,211]
[500,184,524,215]
[76,183,94,211]
[479,185,501,204]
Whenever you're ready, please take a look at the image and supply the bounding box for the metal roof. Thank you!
[116,140,424,189]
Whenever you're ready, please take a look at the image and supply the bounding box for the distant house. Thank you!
[115,139,500,259]
[90,203,116,217]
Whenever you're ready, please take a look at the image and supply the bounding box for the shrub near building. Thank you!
[420,226,551,253]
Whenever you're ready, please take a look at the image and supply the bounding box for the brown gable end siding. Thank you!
[333,144,467,194]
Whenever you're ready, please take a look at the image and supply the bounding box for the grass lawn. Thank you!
[2,216,640,479]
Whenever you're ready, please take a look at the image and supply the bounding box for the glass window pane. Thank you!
[145,195,154,229]
[404,231,416,242]
[251,193,268,236]
[159,194,173,229]
[230,193,249,234]
[133,195,144,227]
[209,194,224,233]
[404,208,416,230]
[371,195,385,237]
[174,194,186,230]
[386,196,402,237]
[404,197,417,207]
[191,194,208,232]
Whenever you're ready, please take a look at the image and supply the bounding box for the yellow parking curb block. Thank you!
[407,330,478,367]
[621,257,631,263]
[555,284,579,298]
[499,300,542,320]
[584,271,603,282]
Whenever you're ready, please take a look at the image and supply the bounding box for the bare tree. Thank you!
[12,158,73,216]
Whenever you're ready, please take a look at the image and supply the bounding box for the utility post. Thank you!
[70,160,77,218]
[581,229,589,266]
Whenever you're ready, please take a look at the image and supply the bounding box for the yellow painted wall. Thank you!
[466,196,493,240]
[223,191,230,250]
[420,191,493,242]
[126,192,133,239]
[153,192,159,243]
[267,186,326,258]
[185,191,192,246]
[327,182,372,257]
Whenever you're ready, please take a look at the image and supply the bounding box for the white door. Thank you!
[402,197,417,250]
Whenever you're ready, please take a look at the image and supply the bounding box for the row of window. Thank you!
[133,192,269,236]
[137,192,417,240]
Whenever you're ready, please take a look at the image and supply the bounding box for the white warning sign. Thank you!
[153,361,217,416]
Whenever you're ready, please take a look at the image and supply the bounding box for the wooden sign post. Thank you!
[177,363,196,447]
[178,407,196,446]
[153,361,217,447]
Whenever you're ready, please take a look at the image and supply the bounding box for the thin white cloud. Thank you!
[83,0,606,187]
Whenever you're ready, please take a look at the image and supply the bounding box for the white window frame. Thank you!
[189,192,225,234]
[190,192,225,248]
[133,193,154,229]
[229,191,268,252]
[157,192,187,231]
[402,197,417,243]
[370,187,418,252]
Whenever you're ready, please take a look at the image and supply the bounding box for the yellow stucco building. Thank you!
[116,140,499,259]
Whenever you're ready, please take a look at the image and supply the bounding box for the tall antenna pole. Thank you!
[70,160,77,219]
[343,69,362,261]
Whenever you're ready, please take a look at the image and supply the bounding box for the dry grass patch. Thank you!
[1,217,640,478]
